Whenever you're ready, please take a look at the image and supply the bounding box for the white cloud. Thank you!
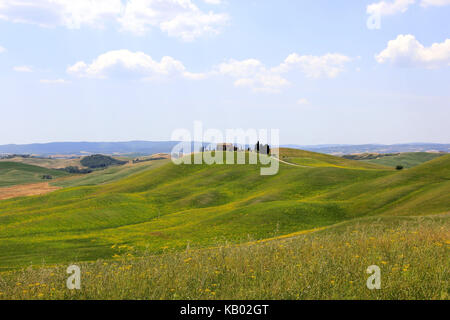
[367,0,415,17]
[215,59,290,93]
[67,50,350,92]
[0,0,228,41]
[67,49,205,80]
[119,0,228,41]
[367,0,450,17]
[276,53,352,78]
[297,98,309,105]
[0,45,5,53]
[216,53,351,93]
[376,34,450,68]
[13,65,33,72]
[0,0,122,29]
[40,79,69,84]
[420,0,450,6]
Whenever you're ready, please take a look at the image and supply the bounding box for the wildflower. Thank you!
[211,292,216,296]
[330,280,335,285]
[381,261,387,265]
[38,293,44,298]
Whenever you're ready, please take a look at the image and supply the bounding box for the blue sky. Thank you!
[0,0,449,145]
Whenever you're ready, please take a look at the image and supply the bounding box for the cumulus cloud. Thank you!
[215,53,351,93]
[0,0,229,41]
[367,0,415,17]
[215,59,290,93]
[0,0,122,29]
[13,65,33,72]
[118,0,228,41]
[67,50,350,92]
[367,0,450,17]
[67,49,206,80]
[275,53,352,78]
[420,0,450,6]
[376,34,450,68]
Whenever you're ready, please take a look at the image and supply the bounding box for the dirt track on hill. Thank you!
[0,182,60,200]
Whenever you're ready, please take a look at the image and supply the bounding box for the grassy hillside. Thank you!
[0,162,69,187]
[52,159,170,188]
[278,148,391,169]
[0,157,82,169]
[362,152,445,168]
[0,214,448,300]
[0,149,448,270]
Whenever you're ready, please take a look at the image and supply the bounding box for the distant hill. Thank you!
[344,152,446,168]
[1,141,448,157]
[283,143,450,155]
[0,141,182,156]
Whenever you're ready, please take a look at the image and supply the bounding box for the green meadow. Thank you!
[0,162,69,187]
[0,149,448,299]
[363,152,445,168]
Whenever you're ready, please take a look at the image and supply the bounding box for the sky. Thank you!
[0,0,449,145]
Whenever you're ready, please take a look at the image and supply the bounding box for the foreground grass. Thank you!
[1,215,448,300]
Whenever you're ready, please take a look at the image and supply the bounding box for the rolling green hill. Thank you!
[0,162,70,188]
[0,149,448,270]
[362,152,446,168]
[51,159,170,188]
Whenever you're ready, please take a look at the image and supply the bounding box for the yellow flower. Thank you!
[330,280,335,285]
[381,261,387,265]
[38,293,44,298]
[211,292,216,296]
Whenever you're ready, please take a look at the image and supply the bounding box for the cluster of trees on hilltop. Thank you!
[80,154,127,169]
[60,166,93,174]
[255,141,271,155]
